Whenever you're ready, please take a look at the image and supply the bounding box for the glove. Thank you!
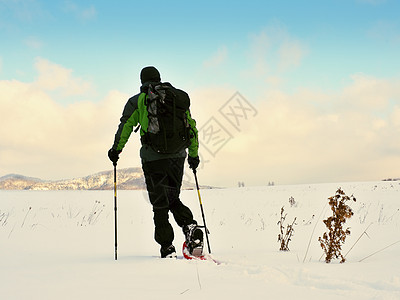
[108,148,121,166]
[188,155,200,170]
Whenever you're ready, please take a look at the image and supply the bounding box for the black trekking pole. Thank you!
[113,162,118,260]
[193,170,211,254]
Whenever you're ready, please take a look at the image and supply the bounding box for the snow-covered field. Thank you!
[1,181,400,299]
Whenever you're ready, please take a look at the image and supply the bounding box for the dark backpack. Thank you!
[143,83,191,154]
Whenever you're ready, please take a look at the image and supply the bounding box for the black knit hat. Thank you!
[140,66,161,84]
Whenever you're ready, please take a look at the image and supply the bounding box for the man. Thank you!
[108,66,202,258]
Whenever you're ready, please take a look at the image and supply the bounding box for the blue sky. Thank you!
[2,0,399,96]
[1,0,400,186]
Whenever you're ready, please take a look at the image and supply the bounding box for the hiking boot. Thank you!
[160,245,177,258]
[183,224,204,256]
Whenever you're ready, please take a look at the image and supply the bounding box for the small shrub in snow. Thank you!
[319,188,356,263]
[289,196,297,207]
[277,206,297,251]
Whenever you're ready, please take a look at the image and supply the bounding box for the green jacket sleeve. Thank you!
[112,94,141,151]
[186,110,199,158]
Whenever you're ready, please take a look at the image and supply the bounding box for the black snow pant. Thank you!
[142,157,195,248]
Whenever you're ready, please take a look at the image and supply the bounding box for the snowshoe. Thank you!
[182,241,206,260]
[183,224,204,257]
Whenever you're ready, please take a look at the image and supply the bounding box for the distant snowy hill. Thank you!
[0,174,44,190]
[0,168,198,190]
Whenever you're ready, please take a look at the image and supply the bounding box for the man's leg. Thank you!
[165,158,196,227]
[142,160,174,248]
[165,158,203,256]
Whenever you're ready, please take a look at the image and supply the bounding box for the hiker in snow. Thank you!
[108,66,203,258]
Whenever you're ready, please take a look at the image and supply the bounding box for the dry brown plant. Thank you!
[319,188,356,263]
[278,206,297,251]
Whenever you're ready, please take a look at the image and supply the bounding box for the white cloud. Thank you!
[278,39,307,71]
[25,36,43,50]
[1,57,400,186]
[81,6,96,20]
[2,0,48,22]
[247,30,271,76]
[367,21,400,44]
[203,46,228,68]
[244,26,307,80]
[342,73,399,110]
[34,57,92,97]
[190,73,400,186]
[63,1,97,21]
[0,59,131,180]
[391,106,400,128]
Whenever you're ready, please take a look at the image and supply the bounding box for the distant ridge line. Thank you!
[0,168,202,191]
